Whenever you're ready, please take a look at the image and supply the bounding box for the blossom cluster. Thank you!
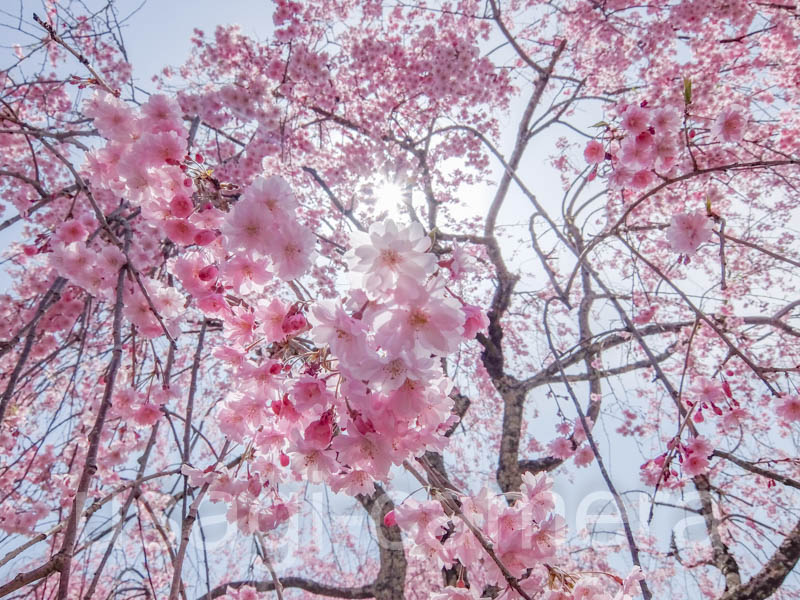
[181,219,486,534]
[393,472,644,599]
[396,473,563,597]
[23,89,495,559]
[584,101,749,255]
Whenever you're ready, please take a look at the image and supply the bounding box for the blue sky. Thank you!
[122,1,274,86]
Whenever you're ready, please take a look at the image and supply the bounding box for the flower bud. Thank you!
[383,510,396,527]
[198,265,218,281]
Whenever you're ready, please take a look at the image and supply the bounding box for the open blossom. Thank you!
[574,445,595,467]
[164,218,199,245]
[140,93,183,133]
[290,436,339,484]
[181,464,218,488]
[547,437,573,459]
[270,221,315,280]
[462,304,489,338]
[224,585,259,600]
[221,176,313,279]
[712,104,747,143]
[620,135,655,170]
[630,169,655,190]
[308,299,369,360]
[374,278,464,355]
[394,499,449,542]
[666,211,713,255]
[329,468,375,496]
[223,307,257,347]
[291,376,333,411]
[520,472,555,522]
[653,134,679,171]
[53,220,88,245]
[346,219,436,298]
[170,194,194,218]
[222,196,274,255]
[431,587,481,600]
[331,429,395,480]
[242,174,298,218]
[776,395,800,422]
[358,350,440,392]
[132,402,161,426]
[584,140,605,164]
[440,244,475,280]
[173,252,214,297]
[652,107,681,134]
[254,298,289,343]
[135,131,184,166]
[197,293,230,316]
[51,242,94,279]
[692,377,724,405]
[619,105,649,135]
[85,91,138,141]
[687,436,713,457]
[219,255,269,294]
[633,305,657,325]
[682,452,709,476]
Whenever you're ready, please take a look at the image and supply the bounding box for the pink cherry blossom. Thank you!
[374,277,464,355]
[573,445,595,467]
[682,453,710,476]
[346,219,436,298]
[221,196,274,255]
[619,105,649,135]
[3,4,799,599]
[652,107,681,135]
[776,395,800,422]
[666,211,713,255]
[584,140,605,164]
[53,220,88,245]
[712,104,747,143]
[462,304,489,338]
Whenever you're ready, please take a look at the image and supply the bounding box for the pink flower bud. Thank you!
[383,510,396,527]
[198,265,218,281]
[194,229,217,246]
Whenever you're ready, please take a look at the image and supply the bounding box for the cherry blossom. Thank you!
[711,104,747,143]
[665,211,714,255]
[2,2,800,600]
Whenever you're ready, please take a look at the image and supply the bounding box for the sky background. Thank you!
[123,1,274,84]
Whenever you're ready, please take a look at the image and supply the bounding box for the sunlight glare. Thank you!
[375,180,407,208]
